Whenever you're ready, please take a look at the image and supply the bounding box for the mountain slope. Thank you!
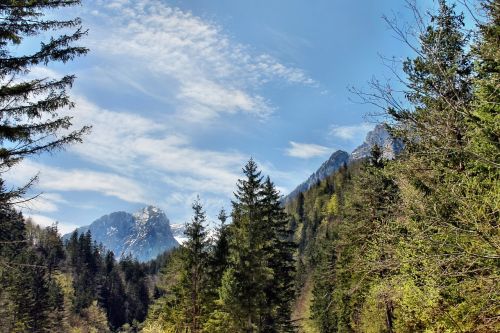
[170,223,188,244]
[284,124,402,203]
[350,124,403,160]
[65,206,178,262]
[284,150,349,203]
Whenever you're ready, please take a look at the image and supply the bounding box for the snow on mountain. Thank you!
[170,223,188,244]
[64,205,178,262]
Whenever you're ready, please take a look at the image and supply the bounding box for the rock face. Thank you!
[170,223,187,244]
[65,206,178,262]
[350,124,403,161]
[284,124,403,203]
[284,150,350,203]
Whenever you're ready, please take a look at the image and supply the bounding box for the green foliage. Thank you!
[144,247,189,331]
[2,2,498,333]
[0,0,90,203]
[0,204,65,332]
[219,161,296,332]
[182,198,210,331]
[291,2,500,332]
[468,0,500,173]
[144,160,296,332]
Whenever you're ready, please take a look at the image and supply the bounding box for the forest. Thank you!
[0,0,498,332]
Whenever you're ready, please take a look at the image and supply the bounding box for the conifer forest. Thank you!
[0,0,498,332]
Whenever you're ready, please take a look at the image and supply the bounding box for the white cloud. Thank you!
[27,214,80,235]
[1,0,320,226]
[286,141,331,159]
[5,92,247,220]
[85,0,315,121]
[8,160,148,204]
[329,123,373,141]
[21,193,67,213]
[65,96,245,197]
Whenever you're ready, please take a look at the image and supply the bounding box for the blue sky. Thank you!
[6,0,473,233]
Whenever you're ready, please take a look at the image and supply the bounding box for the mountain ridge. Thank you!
[284,150,349,203]
[284,124,402,202]
[64,205,178,262]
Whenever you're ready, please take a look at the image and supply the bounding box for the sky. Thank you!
[6,0,474,234]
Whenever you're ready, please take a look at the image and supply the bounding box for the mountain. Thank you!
[350,124,403,161]
[170,223,187,244]
[64,206,178,262]
[284,124,402,202]
[284,150,350,203]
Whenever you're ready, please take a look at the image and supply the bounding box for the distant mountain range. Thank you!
[284,124,402,203]
[64,206,178,262]
[63,124,400,262]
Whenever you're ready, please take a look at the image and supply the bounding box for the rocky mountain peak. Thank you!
[133,205,165,225]
[65,205,178,262]
[284,124,403,203]
[350,124,403,161]
[284,150,349,203]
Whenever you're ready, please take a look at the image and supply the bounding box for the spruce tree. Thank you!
[0,0,89,202]
[222,159,270,331]
[182,197,210,332]
[70,231,99,314]
[468,0,499,171]
[206,208,230,310]
[390,0,473,170]
[221,159,296,332]
[100,251,127,330]
[382,1,495,329]
[121,258,149,324]
[0,203,64,332]
[261,176,296,332]
[454,1,500,329]
[212,208,230,284]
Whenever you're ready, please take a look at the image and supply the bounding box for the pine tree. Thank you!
[468,0,499,171]
[206,208,230,311]
[221,160,296,332]
[391,0,473,168]
[0,0,90,202]
[37,223,65,274]
[212,209,230,284]
[221,159,271,331]
[310,231,337,333]
[119,256,150,325]
[69,230,100,314]
[0,204,64,332]
[261,177,296,332]
[182,197,210,332]
[100,251,127,330]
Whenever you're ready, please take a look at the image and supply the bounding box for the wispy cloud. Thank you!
[4,0,320,229]
[26,214,80,235]
[329,123,373,141]
[86,0,315,121]
[68,96,246,197]
[9,160,148,204]
[286,141,331,159]
[21,193,67,214]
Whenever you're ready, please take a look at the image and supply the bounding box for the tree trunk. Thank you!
[385,301,394,333]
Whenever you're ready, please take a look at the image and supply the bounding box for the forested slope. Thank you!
[285,1,499,332]
[0,1,498,332]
